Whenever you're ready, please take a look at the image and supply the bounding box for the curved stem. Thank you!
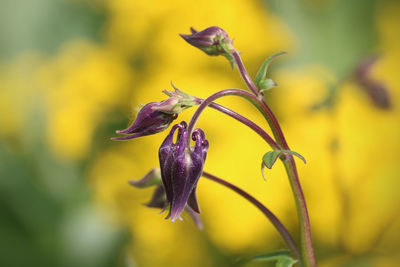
[193,97,280,150]
[202,171,300,259]
[232,49,316,266]
[258,100,289,149]
[232,50,288,148]
[186,89,280,150]
[232,50,259,95]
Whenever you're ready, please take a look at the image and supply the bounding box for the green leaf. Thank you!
[253,250,297,267]
[261,150,281,180]
[261,149,306,180]
[259,78,278,92]
[253,251,297,267]
[261,162,267,180]
[276,258,297,267]
[262,150,282,169]
[253,250,291,261]
[255,51,287,89]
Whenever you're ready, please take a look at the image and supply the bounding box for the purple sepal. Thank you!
[145,185,166,209]
[185,206,204,230]
[129,169,204,229]
[128,168,161,188]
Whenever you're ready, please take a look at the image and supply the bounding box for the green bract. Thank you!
[255,51,287,92]
[261,150,306,180]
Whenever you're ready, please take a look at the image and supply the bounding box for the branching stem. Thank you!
[186,89,280,150]
[232,49,316,267]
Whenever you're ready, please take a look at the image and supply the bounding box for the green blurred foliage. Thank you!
[0,0,105,59]
[267,0,377,78]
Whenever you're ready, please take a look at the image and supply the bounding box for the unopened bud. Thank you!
[180,26,234,66]
[112,100,178,141]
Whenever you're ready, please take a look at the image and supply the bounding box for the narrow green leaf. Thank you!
[255,51,287,88]
[281,150,306,164]
[261,149,306,180]
[261,161,267,180]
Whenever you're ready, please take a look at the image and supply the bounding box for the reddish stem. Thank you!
[202,171,300,259]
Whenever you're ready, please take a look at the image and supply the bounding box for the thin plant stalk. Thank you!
[232,50,288,148]
[192,97,281,150]
[231,49,316,267]
[283,158,315,265]
[202,171,300,259]
[187,89,280,150]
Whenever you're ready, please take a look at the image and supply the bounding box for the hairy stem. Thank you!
[202,171,300,259]
[232,49,316,266]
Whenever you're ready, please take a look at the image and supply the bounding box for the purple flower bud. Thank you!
[180,26,233,56]
[159,121,209,222]
[112,99,178,141]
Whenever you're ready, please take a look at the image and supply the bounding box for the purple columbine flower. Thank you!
[180,26,233,57]
[159,121,209,222]
[112,98,179,141]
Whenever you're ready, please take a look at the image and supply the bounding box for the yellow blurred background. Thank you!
[1,0,399,266]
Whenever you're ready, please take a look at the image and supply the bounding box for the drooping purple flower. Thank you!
[159,121,209,222]
[180,26,233,57]
[112,98,179,141]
